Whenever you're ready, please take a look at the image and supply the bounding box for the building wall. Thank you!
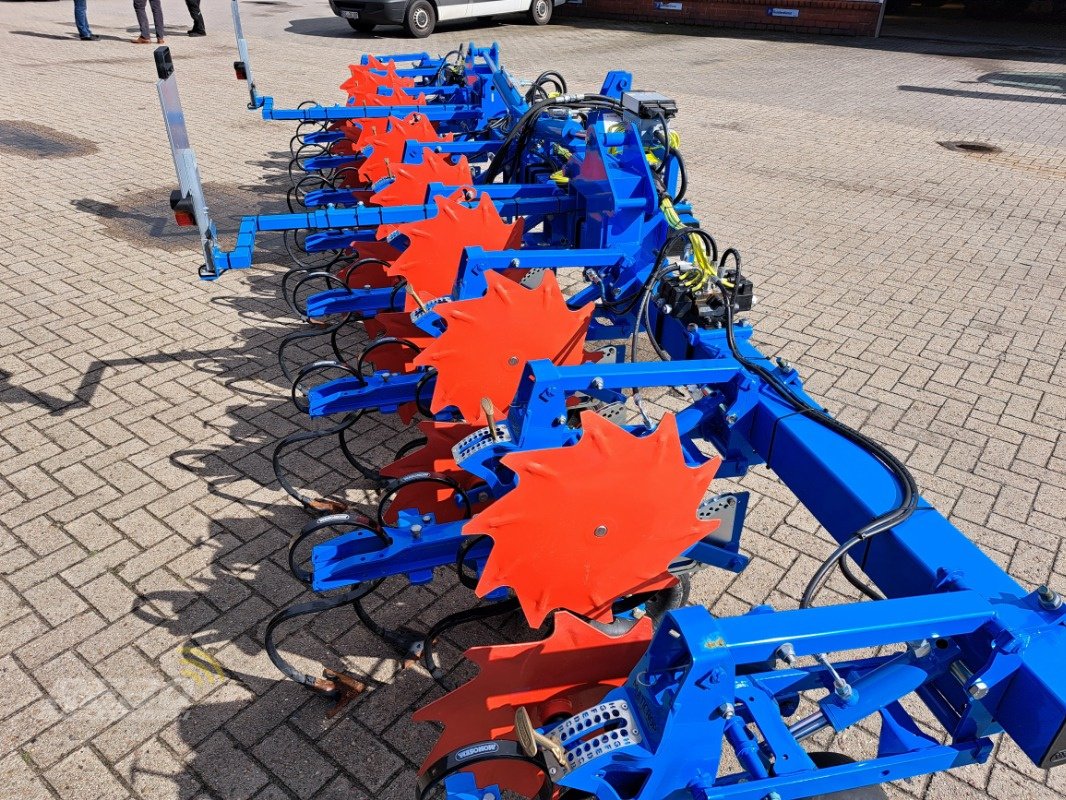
[556,0,884,37]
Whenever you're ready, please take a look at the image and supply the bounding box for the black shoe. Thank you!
[79,34,100,40]
[187,28,206,36]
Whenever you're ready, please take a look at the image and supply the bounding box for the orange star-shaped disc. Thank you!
[414,612,652,796]
[341,118,390,152]
[464,412,721,627]
[386,192,523,300]
[413,271,592,424]
[369,151,473,207]
[340,58,416,102]
[358,113,451,186]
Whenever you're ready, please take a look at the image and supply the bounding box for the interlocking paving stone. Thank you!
[0,2,1064,800]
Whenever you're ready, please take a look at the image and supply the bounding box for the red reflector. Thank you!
[234,62,247,81]
[174,210,196,227]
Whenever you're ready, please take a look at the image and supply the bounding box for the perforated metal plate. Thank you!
[410,296,451,322]
[697,493,738,544]
[519,268,546,289]
[547,699,641,775]
[452,425,513,461]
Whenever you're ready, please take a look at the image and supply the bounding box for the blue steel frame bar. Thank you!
[491,310,1066,773]
[214,189,577,272]
[232,0,509,120]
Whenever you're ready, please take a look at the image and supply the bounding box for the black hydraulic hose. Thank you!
[655,111,672,181]
[671,146,688,203]
[525,70,568,102]
[840,557,885,601]
[711,280,919,607]
[482,94,626,183]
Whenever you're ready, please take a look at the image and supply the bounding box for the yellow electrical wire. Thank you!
[660,196,725,291]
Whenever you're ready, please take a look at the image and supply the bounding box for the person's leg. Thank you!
[133,0,151,39]
[73,0,92,38]
[186,0,206,34]
[149,0,166,40]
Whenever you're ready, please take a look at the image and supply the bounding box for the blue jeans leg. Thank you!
[74,0,92,38]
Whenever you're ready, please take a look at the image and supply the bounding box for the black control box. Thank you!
[621,91,679,120]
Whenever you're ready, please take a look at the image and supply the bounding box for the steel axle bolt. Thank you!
[594,525,608,537]
[968,679,989,700]
[766,793,782,800]
[555,414,567,425]
[726,413,738,425]
[1038,585,1062,610]
[508,356,519,366]
[718,702,735,720]
[591,377,605,390]
[834,677,853,701]
[410,524,422,539]
[776,643,797,667]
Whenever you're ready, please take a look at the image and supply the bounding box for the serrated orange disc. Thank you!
[378,421,489,524]
[413,271,592,424]
[414,612,652,796]
[341,117,391,152]
[464,412,721,627]
[340,58,416,102]
[369,151,473,207]
[386,192,523,300]
[358,114,452,186]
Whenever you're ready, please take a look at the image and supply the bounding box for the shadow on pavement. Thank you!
[3,141,531,797]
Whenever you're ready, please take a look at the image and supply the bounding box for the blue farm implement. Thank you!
[230,0,634,225]
[154,28,1064,800]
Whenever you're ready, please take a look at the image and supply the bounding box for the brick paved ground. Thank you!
[1,3,1064,800]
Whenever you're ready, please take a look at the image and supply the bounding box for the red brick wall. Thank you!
[556,0,883,37]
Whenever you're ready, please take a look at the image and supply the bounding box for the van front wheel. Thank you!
[527,0,552,24]
[404,0,436,37]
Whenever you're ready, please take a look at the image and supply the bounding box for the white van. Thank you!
[329,0,563,38]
